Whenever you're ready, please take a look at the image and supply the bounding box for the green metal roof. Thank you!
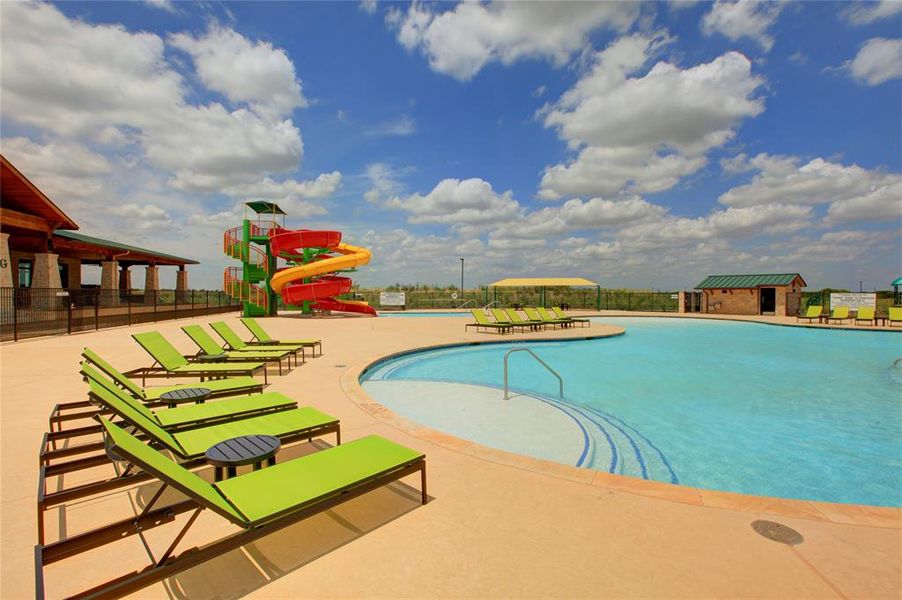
[54,230,199,265]
[245,201,286,215]
[893,276,902,286]
[695,273,805,289]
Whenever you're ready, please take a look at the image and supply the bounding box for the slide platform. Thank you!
[269,228,376,316]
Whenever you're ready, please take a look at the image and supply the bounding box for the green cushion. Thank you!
[83,347,145,398]
[172,407,338,456]
[856,307,875,319]
[171,362,265,373]
[181,324,228,355]
[100,418,247,525]
[143,377,260,400]
[231,345,298,355]
[489,308,513,324]
[215,435,423,525]
[889,307,902,321]
[86,376,184,454]
[153,392,296,428]
[209,321,249,350]
[133,331,189,370]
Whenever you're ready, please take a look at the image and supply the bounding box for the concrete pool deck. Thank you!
[2,312,900,598]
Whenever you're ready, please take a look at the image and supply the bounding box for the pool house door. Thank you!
[760,287,776,314]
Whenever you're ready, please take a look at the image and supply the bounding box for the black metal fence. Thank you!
[0,288,240,342]
[351,288,680,312]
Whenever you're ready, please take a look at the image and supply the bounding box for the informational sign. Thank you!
[830,292,876,311]
[380,292,406,307]
[451,292,458,300]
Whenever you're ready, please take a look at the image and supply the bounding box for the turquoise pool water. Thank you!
[362,317,902,506]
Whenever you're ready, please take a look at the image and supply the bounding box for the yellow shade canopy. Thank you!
[488,278,598,287]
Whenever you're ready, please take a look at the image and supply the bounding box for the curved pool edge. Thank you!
[341,328,901,529]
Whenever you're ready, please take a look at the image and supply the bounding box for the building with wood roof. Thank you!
[0,154,197,305]
[693,273,806,316]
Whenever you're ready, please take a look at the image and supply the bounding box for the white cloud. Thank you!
[143,0,176,13]
[388,178,520,226]
[110,202,173,229]
[718,154,902,226]
[365,115,416,137]
[532,85,547,98]
[169,25,307,117]
[840,0,902,26]
[0,2,307,193]
[701,0,787,52]
[539,34,765,200]
[359,0,377,15]
[848,37,902,86]
[386,1,640,80]
[0,136,112,202]
[363,163,407,204]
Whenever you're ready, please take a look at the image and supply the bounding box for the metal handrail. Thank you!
[483,300,501,309]
[456,299,475,309]
[503,348,564,400]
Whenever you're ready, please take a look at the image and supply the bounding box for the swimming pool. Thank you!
[362,317,902,506]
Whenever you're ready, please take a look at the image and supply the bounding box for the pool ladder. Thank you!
[503,348,564,400]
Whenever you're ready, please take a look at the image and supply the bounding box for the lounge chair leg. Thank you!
[420,463,427,504]
[336,429,341,446]
[156,508,202,567]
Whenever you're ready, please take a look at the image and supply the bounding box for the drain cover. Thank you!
[751,520,804,545]
[333,364,347,368]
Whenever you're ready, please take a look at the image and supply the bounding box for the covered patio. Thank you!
[486,277,601,309]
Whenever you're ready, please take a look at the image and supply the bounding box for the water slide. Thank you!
[268,228,376,315]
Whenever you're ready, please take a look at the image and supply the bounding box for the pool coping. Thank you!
[342,323,901,530]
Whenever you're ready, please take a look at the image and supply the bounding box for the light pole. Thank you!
[459,258,464,295]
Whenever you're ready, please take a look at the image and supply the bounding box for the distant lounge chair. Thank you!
[889,307,902,327]
[504,308,544,330]
[854,306,876,326]
[210,321,307,362]
[81,347,263,403]
[465,309,512,334]
[797,305,823,323]
[524,307,569,328]
[240,317,323,356]
[549,306,590,327]
[37,418,425,598]
[489,307,533,332]
[132,331,269,384]
[827,306,851,324]
[181,324,295,374]
[82,363,295,430]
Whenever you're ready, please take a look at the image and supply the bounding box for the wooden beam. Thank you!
[0,207,54,233]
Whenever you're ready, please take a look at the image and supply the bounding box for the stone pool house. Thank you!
[0,154,196,305]
[693,273,806,316]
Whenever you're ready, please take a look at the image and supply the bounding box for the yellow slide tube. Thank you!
[269,243,372,294]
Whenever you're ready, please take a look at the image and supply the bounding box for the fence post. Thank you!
[174,291,178,320]
[94,292,100,330]
[127,291,132,326]
[192,290,196,316]
[628,292,631,311]
[153,289,158,323]
[13,289,18,342]
[67,298,73,334]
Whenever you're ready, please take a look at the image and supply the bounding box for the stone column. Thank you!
[32,252,63,309]
[176,266,188,303]
[0,233,12,288]
[144,265,159,305]
[101,260,119,307]
[678,291,686,314]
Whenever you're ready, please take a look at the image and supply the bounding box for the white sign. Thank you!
[451,292,458,300]
[380,292,406,306]
[830,292,876,311]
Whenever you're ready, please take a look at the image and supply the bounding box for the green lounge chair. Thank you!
[82,363,296,430]
[465,309,512,334]
[797,305,823,323]
[888,306,902,327]
[549,306,590,327]
[84,376,340,459]
[36,418,425,598]
[854,306,876,326]
[181,324,295,374]
[210,321,307,362]
[489,307,533,332]
[240,317,323,356]
[524,307,569,328]
[504,308,545,330]
[82,348,263,403]
[827,306,851,324]
[132,331,269,384]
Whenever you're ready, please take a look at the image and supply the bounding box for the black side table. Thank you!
[159,387,212,408]
[205,435,281,481]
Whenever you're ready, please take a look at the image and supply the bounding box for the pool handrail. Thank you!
[503,348,564,400]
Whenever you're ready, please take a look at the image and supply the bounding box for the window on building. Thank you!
[58,262,69,288]
[18,259,33,288]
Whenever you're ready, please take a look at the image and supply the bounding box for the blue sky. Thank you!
[1,0,900,290]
